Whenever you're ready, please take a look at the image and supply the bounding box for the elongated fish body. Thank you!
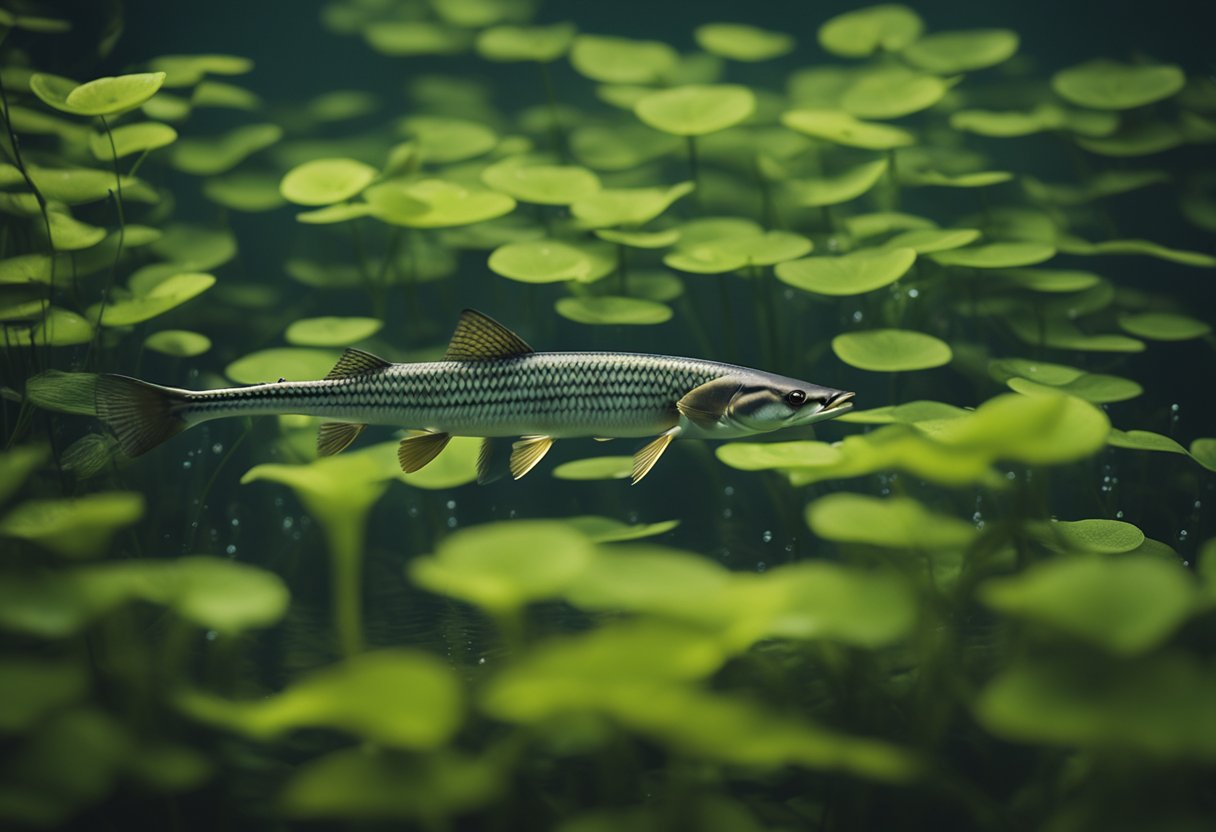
[179,353,805,440]
[32,310,855,484]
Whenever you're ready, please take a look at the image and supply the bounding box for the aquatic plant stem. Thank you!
[0,69,55,288]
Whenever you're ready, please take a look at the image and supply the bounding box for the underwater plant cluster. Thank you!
[1,0,1215,828]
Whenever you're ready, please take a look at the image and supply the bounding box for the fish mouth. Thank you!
[820,391,855,414]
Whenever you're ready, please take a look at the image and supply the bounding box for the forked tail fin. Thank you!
[94,374,191,457]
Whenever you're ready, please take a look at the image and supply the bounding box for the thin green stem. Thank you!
[83,115,127,369]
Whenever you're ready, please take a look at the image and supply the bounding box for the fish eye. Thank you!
[785,389,807,407]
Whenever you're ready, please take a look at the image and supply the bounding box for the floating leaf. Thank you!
[408,521,595,616]
[0,445,49,505]
[569,35,677,84]
[45,211,105,251]
[694,23,794,62]
[1005,313,1146,353]
[296,203,373,225]
[902,29,1018,73]
[563,516,680,543]
[1041,519,1146,554]
[25,166,139,205]
[931,242,1055,268]
[148,54,253,87]
[776,247,915,295]
[489,239,595,283]
[398,115,497,163]
[280,158,377,206]
[982,555,1193,653]
[841,68,950,119]
[789,157,888,207]
[144,329,211,357]
[1005,372,1142,404]
[1054,236,1216,267]
[1107,429,1189,456]
[89,122,177,160]
[0,492,144,557]
[397,436,481,490]
[555,296,672,325]
[225,347,339,384]
[170,123,282,175]
[665,227,812,274]
[1117,312,1211,341]
[634,84,756,136]
[716,440,844,471]
[551,456,633,481]
[595,228,680,249]
[1191,439,1216,473]
[29,308,94,346]
[1052,59,1185,110]
[883,228,980,254]
[364,21,469,57]
[31,72,166,116]
[481,158,601,205]
[807,493,977,548]
[366,179,515,228]
[476,22,576,62]
[569,124,679,171]
[202,171,285,212]
[997,268,1100,293]
[933,391,1110,466]
[179,651,460,748]
[781,108,914,150]
[832,329,952,371]
[900,169,1013,188]
[149,224,236,270]
[285,317,383,347]
[564,548,734,626]
[1074,123,1183,157]
[571,182,694,228]
[89,272,215,327]
[819,4,923,58]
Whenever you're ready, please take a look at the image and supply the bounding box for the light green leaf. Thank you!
[634,84,756,137]
[481,158,601,205]
[476,22,576,62]
[1117,312,1211,341]
[0,492,143,557]
[1052,59,1185,110]
[819,4,923,58]
[571,181,694,228]
[781,108,914,150]
[144,329,211,357]
[285,317,383,347]
[279,158,377,206]
[366,179,515,228]
[89,122,177,160]
[931,242,1055,268]
[807,493,976,548]
[226,347,340,384]
[841,67,950,119]
[551,456,633,481]
[31,72,166,116]
[555,296,672,325]
[694,23,794,62]
[776,247,915,295]
[832,329,952,371]
[789,157,888,207]
[170,123,282,175]
[901,29,1018,73]
[569,35,677,84]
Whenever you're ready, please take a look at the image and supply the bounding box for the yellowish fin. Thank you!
[632,426,680,485]
[317,421,365,456]
[510,435,553,479]
[397,430,451,473]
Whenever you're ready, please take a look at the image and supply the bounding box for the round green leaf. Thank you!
[364,21,469,57]
[1075,123,1183,157]
[1191,439,1216,472]
[934,392,1111,466]
[46,211,105,251]
[555,296,672,325]
[1052,60,1185,110]
[296,203,372,225]
[89,122,177,160]
[790,157,889,207]
[481,158,601,205]
[489,239,594,283]
[551,456,634,481]
[476,22,576,62]
[398,116,497,163]
[0,492,143,557]
[569,35,677,84]
[144,329,211,357]
[776,247,916,295]
[366,179,515,228]
[931,242,1055,268]
[203,171,285,212]
[998,268,1101,293]
[901,29,1019,73]
[781,108,914,150]
[569,124,679,171]
[595,228,681,249]
[25,166,141,205]
[226,348,340,384]
[148,54,254,87]
[694,23,794,62]
[170,123,282,175]
[1117,312,1211,341]
[841,68,948,119]
[900,169,1013,188]
[819,4,923,58]
[31,72,166,117]
[634,84,756,137]
[31,308,94,345]
[832,329,952,371]
[1054,236,1216,267]
[1108,429,1188,457]
[90,272,215,326]
[563,516,680,543]
[280,158,377,206]
[1047,519,1146,554]
[807,493,977,548]
[285,317,383,347]
[149,223,236,270]
[883,228,980,254]
[571,181,694,228]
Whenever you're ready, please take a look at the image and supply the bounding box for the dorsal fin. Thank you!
[325,348,392,380]
[444,309,534,362]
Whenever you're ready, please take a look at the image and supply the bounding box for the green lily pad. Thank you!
[476,22,576,62]
[901,29,1019,73]
[934,391,1110,466]
[89,122,177,160]
[624,270,685,301]
[563,516,680,543]
[569,124,680,171]
[1052,60,1185,110]
[997,268,1100,293]
[144,329,211,357]
[149,223,236,270]
[996,364,1142,404]
[694,23,794,61]
[1191,439,1216,473]
[838,400,968,426]
[982,555,1193,654]
[781,108,914,150]
[715,440,843,471]
[366,179,515,228]
[595,228,680,249]
[45,211,106,251]
[1043,519,1146,554]
[0,254,53,285]
[22,166,138,205]
[900,169,1013,188]
[819,4,923,58]
[0,492,144,557]
[883,228,980,254]
[634,84,756,137]
[481,158,601,205]
[555,296,672,325]
[1006,313,1146,353]
[398,115,497,164]
[563,548,734,626]
[89,272,215,327]
[665,228,812,274]
[777,247,916,296]
[364,21,469,57]
[189,79,259,111]
[807,493,977,548]
[551,456,634,481]
[280,158,377,206]
[1117,312,1211,341]
[285,317,383,347]
[178,650,461,748]
[931,242,1055,268]
[1054,236,1216,267]
[569,35,677,84]
[0,444,49,505]
[31,72,166,116]
[28,308,94,346]
[789,156,888,207]
[296,203,373,225]
[845,211,936,239]
[571,181,694,228]
[226,347,340,384]
[489,239,595,283]
[832,329,952,372]
[408,521,595,616]
[1108,429,1188,457]
[841,68,950,119]
[202,171,285,212]
[148,54,253,87]
[1075,122,1183,157]
[170,123,282,175]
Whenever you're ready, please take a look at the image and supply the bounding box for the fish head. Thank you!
[722,373,855,434]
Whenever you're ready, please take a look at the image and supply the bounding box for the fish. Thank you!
[31,309,855,484]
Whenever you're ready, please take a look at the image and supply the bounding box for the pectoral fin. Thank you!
[397,430,451,473]
[477,437,511,485]
[676,378,740,430]
[632,426,680,485]
[509,435,553,480]
[317,421,366,456]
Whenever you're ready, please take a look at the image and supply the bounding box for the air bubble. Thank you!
[907,288,919,298]
[447,517,457,528]
[212,443,224,454]
[225,544,236,555]
[722,508,733,519]
[756,561,767,573]
[761,530,773,543]
[723,485,735,497]
[445,499,456,510]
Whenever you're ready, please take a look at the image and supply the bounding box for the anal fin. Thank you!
[510,435,553,480]
[317,421,366,456]
[632,426,680,485]
[397,430,451,473]
[476,437,510,485]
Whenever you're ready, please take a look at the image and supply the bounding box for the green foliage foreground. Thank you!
[1,1,1215,829]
